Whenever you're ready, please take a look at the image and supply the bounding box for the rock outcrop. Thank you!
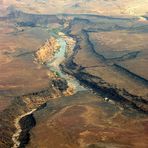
[35,37,60,64]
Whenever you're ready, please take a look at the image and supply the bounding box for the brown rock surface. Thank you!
[62,16,148,112]
[27,92,148,148]
[0,2,148,148]
[36,37,60,64]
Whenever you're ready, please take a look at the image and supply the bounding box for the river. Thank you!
[47,32,86,92]
[11,31,86,148]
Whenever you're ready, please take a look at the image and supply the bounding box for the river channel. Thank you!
[11,31,86,148]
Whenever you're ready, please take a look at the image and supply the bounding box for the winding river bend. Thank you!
[11,31,86,148]
[47,32,86,92]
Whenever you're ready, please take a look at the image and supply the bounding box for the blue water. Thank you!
[54,38,67,58]
[47,31,86,92]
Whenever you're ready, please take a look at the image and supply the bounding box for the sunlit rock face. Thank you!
[36,37,60,64]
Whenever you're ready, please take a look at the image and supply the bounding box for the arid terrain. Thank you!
[0,1,148,148]
[1,0,148,17]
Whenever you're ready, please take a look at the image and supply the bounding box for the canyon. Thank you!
[0,2,148,148]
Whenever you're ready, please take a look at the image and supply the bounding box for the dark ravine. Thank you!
[83,29,147,85]
[60,21,148,113]
[113,63,148,86]
[0,97,28,148]
[11,79,68,147]
[61,64,148,113]
[19,114,36,148]
[83,30,146,85]
[82,29,106,61]
[0,80,68,148]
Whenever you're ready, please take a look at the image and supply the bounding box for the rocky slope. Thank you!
[35,37,60,64]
